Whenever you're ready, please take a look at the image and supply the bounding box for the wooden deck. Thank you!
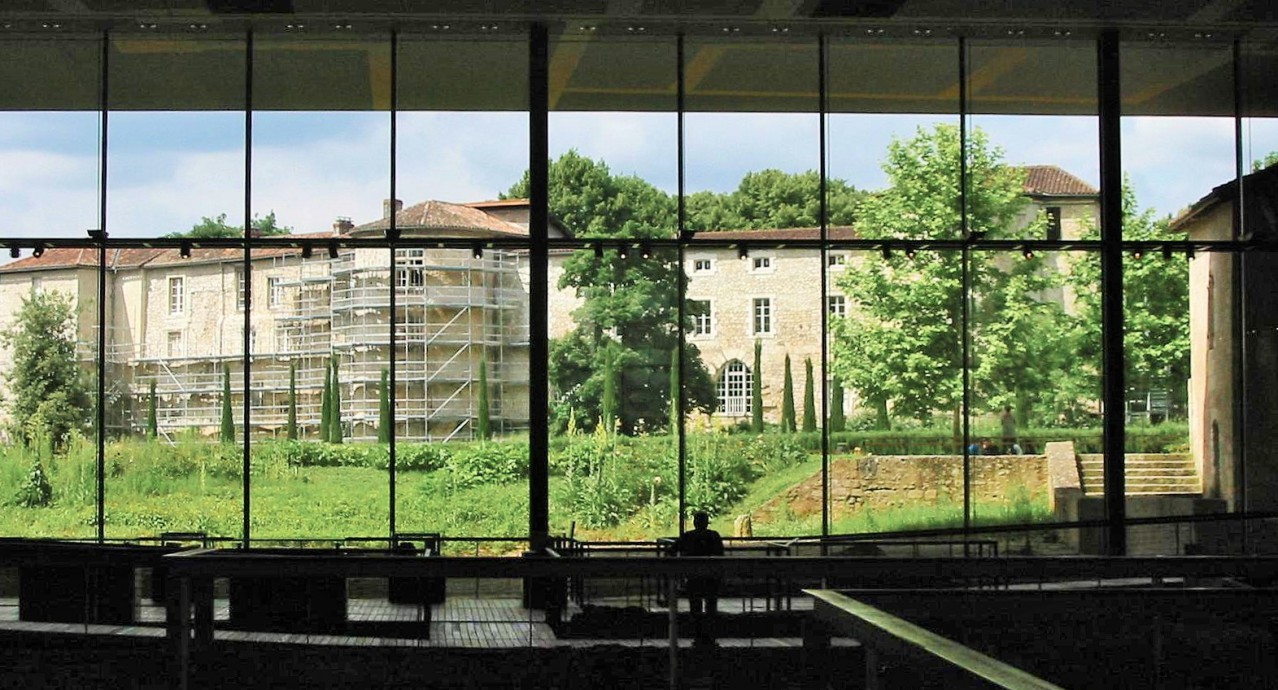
[0,596,830,650]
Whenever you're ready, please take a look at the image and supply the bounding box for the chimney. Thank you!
[333,217,354,235]
[383,198,403,219]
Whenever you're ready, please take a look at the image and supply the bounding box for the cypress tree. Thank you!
[829,375,846,433]
[781,354,796,433]
[147,380,158,440]
[668,347,680,435]
[378,367,391,443]
[320,357,331,442]
[601,345,617,434]
[802,357,817,433]
[751,339,763,433]
[476,359,491,441]
[220,364,234,443]
[329,355,342,444]
[287,361,298,441]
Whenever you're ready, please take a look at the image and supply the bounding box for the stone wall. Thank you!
[759,453,1049,521]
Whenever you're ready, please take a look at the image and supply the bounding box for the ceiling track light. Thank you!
[639,242,652,259]
[472,243,484,260]
[905,245,917,260]
[32,244,44,258]
[593,243,604,259]
[328,241,340,259]
[301,243,313,259]
[1132,249,1144,260]
[1022,246,1035,260]
[179,241,191,258]
[9,247,18,259]
[880,246,892,260]
[737,245,749,260]
[617,243,629,260]
[1162,245,1174,260]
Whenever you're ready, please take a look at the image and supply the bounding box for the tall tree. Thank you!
[828,375,846,433]
[378,367,391,444]
[147,380,158,440]
[508,151,716,433]
[320,357,332,442]
[0,290,91,449]
[781,354,796,433]
[802,358,817,433]
[600,343,618,434]
[220,364,234,443]
[751,339,764,432]
[329,356,343,444]
[831,124,1067,430]
[668,347,680,435]
[476,360,491,441]
[286,362,298,441]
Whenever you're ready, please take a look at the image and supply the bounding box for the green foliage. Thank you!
[476,360,491,441]
[320,357,332,442]
[685,169,863,232]
[166,211,293,239]
[802,358,817,433]
[829,376,846,433]
[1252,151,1278,172]
[147,380,158,440]
[287,362,298,441]
[14,461,53,508]
[446,441,529,489]
[780,355,796,433]
[219,364,234,443]
[751,340,764,433]
[668,347,680,435]
[0,290,91,449]
[832,124,1068,430]
[379,368,391,444]
[329,356,343,444]
[520,151,716,434]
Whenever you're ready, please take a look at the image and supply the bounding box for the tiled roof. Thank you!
[1020,165,1098,197]
[688,227,858,242]
[355,199,527,236]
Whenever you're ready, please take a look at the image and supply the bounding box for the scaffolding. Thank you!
[116,246,529,443]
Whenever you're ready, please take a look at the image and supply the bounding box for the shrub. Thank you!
[14,461,53,508]
[448,441,528,488]
[397,443,449,472]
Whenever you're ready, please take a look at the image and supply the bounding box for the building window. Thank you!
[751,256,773,272]
[752,298,772,335]
[268,277,283,308]
[168,276,184,315]
[690,299,712,336]
[235,267,245,310]
[693,258,713,273]
[397,248,425,287]
[248,327,257,353]
[275,328,289,354]
[718,360,752,416]
[1046,206,1062,241]
[827,252,847,268]
[166,330,183,358]
[827,295,846,319]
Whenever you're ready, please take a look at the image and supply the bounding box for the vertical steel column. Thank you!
[958,37,972,540]
[96,32,109,543]
[1230,39,1248,549]
[818,33,830,539]
[676,33,688,536]
[389,29,399,540]
[1098,31,1127,555]
[242,30,255,548]
[528,24,551,551]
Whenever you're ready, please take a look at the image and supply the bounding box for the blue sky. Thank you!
[0,109,1273,239]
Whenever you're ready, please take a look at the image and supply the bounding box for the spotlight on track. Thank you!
[472,243,484,260]
[179,241,191,258]
[301,243,313,259]
[33,244,44,258]
[328,241,340,259]
[640,242,652,259]
[880,245,891,260]
[593,243,604,259]
[738,245,749,260]
[9,246,19,259]
[617,243,629,260]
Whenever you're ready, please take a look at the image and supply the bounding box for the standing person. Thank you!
[674,511,724,645]
[1000,406,1018,454]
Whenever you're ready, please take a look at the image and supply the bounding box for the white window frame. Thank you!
[168,276,185,315]
[752,297,773,336]
[750,255,774,273]
[166,330,183,358]
[235,267,246,310]
[268,276,284,308]
[691,256,715,274]
[397,248,426,287]
[827,252,848,269]
[689,299,713,337]
[717,360,752,416]
[827,295,846,319]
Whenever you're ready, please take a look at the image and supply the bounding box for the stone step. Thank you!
[1078,459,1196,468]
[1079,469,1199,478]
[1083,483,1202,494]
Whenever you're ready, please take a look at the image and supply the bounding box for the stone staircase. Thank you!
[1077,453,1201,496]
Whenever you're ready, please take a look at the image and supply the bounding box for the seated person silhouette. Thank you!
[674,511,725,643]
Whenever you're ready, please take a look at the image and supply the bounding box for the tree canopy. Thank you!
[1,290,91,448]
[685,169,863,232]
[166,212,293,239]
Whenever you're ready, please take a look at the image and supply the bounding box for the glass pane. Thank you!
[549,244,685,541]
[0,247,101,538]
[1121,40,1232,554]
[105,248,244,540]
[251,35,392,543]
[0,36,100,239]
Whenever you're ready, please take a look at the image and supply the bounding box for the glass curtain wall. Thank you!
[394,32,530,552]
[0,35,101,538]
[250,32,391,541]
[964,37,1102,540]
